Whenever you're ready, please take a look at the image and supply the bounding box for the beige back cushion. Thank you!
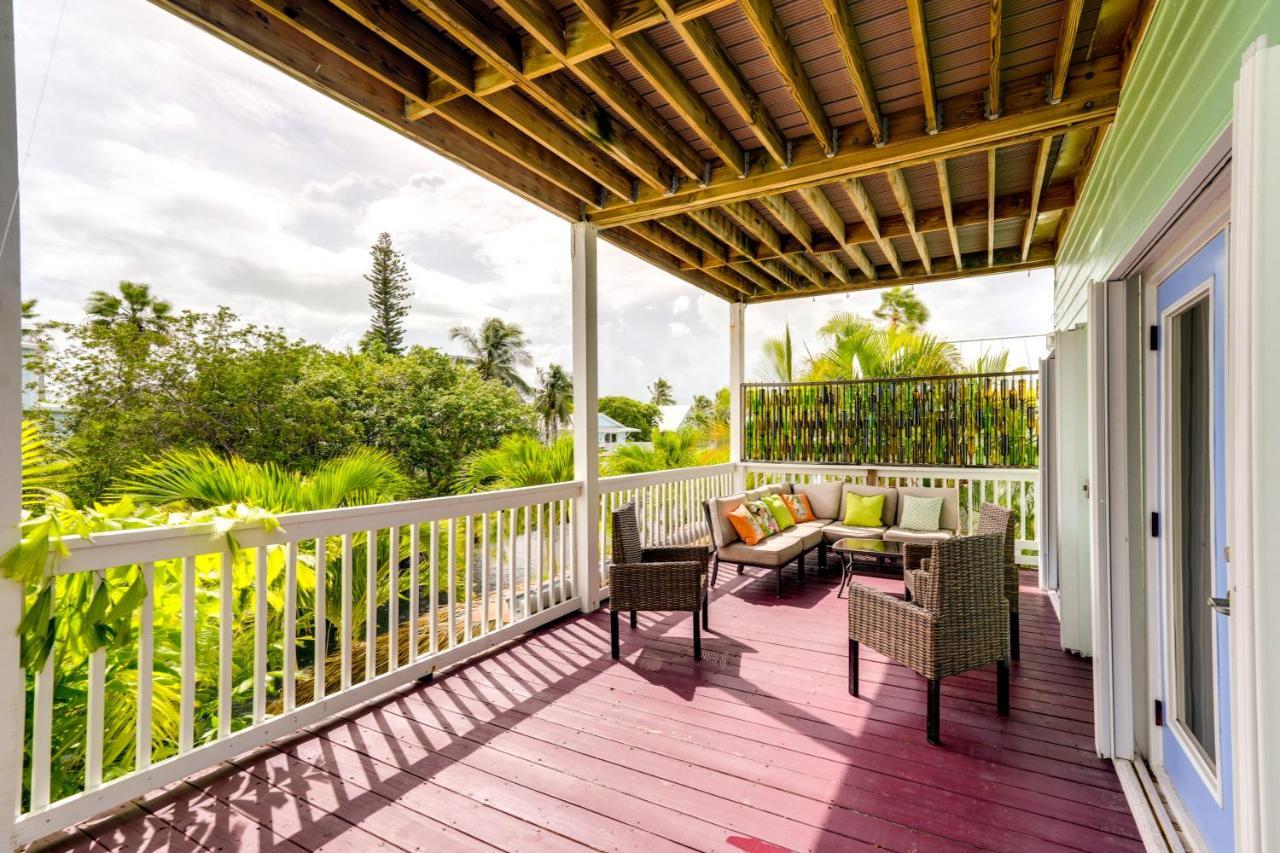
[792,481,842,520]
[895,486,960,531]
[840,484,897,526]
[710,494,746,546]
[767,483,792,496]
[745,486,771,503]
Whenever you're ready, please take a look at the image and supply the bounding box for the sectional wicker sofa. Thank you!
[702,481,961,596]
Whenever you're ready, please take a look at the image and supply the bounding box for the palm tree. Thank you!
[449,317,533,394]
[872,287,929,331]
[114,447,407,512]
[758,324,794,382]
[533,363,573,439]
[603,430,702,475]
[967,349,1012,374]
[85,281,173,333]
[648,377,675,406]
[20,419,72,509]
[456,434,574,492]
[808,312,960,379]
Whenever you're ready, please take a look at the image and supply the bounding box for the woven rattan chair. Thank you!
[975,503,1020,659]
[848,533,1011,745]
[609,503,710,661]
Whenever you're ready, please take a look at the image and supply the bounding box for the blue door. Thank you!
[1155,231,1233,850]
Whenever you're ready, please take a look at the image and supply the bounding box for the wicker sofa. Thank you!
[703,482,961,596]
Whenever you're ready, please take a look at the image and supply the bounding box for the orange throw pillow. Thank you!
[781,493,815,523]
[727,504,767,545]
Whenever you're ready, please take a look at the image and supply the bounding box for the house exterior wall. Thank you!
[1054,0,1280,328]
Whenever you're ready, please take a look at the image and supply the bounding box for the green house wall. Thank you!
[1054,0,1280,328]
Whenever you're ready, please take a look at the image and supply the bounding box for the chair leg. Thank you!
[693,610,702,661]
[926,678,942,745]
[819,541,828,571]
[629,610,637,629]
[797,555,805,586]
[1010,613,1020,660]
[997,659,1010,716]
[702,596,709,630]
[711,555,720,586]
[737,564,744,575]
[848,639,859,696]
[610,610,620,660]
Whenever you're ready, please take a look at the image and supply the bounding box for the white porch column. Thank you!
[0,0,22,845]
[571,221,601,613]
[728,301,745,490]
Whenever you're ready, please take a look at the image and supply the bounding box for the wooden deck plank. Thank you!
[52,558,1142,853]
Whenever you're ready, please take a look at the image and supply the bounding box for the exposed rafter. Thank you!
[1022,136,1054,260]
[987,0,1002,118]
[842,177,902,276]
[797,186,876,280]
[987,147,997,266]
[934,160,963,266]
[821,0,884,144]
[738,0,834,153]
[905,0,939,134]
[1050,0,1087,103]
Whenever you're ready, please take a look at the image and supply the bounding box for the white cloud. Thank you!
[14,0,1054,403]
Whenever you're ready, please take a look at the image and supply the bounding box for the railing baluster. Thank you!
[253,546,268,724]
[30,581,55,810]
[218,551,233,738]
[179,556,196,753]
[409,525,420,661]
[429,521,439,655]
[447,518,458,648]
[284,542,297,712]
[86,573,105,790]
[315,537,326,701]
[366,529,378,680]
[481,513,490,635]
[464,515,474,641]
[523,505,533,618]
[506,508,516,624]
[389,526,399,670]
[341,533,353,690]
[136,562,154,770]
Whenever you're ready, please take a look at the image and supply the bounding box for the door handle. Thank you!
[1207,595,1230,616]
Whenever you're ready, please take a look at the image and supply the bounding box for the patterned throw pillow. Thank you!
[781,493,815,523]
[900,495,944,531]
[727,504,767,545]
[747,500,781,536]
[761,494,797,530]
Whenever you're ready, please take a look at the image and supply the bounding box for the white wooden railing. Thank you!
[12,459,1037,845]
[742,462,1041,567]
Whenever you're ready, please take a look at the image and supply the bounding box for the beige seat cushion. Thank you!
[793,481,842,520]
[822,523,887,543]
[840,484,897,527]
[779,525,823,550]
[710,494,746,547]
[894,486,960,531]
[718,535,804,567]
[883,526,956,545]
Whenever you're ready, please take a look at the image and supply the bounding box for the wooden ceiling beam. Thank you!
[660,214,731,263]
[987,0,1002,118]
[987,147,997,266]
[797,186,876,280]
[731,260,788,292]
[843,177,902,275]
[820,0,883,144]
[759,194,813,250]
[689,208,757,259]
[750,243,1056,302]
[812,252,857,286]
[329,0,474,92]
[905,0,939,134]
[737,0,834,153]
[1021,136,1053,260]
[1049,0,1086,103]
[723,201,786,254]
[779,253,830,288]
[885,168,931,273]
[748,258,807,290]
[934,159,963,266]
[703,264,763,297]
[626,220,703,268]
[651,3,788,164]
[589,63,1120,225]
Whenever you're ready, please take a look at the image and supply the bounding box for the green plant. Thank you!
[360,232,413,355]
[598,395,660,441]
[648,377,674,406]
[456,434,574,492]
[449,317,533,395]
[533,364,573,439]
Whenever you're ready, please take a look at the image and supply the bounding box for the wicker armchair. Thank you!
[849,533,1010,745]
[609,503,710,661]
[903,503,1020,659]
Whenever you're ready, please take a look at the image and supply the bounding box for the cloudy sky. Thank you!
[14,0,1053,401]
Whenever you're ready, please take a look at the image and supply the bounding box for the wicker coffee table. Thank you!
[830,537,903,597]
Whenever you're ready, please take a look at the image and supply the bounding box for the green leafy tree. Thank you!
[533,363,573,440]
[85,281,173,333]
[449,317,533,395]
[456,434,574,492]
[648,377,675,406]
[598,395,661,441]
[872,286,929,331]
[359,232,413,355]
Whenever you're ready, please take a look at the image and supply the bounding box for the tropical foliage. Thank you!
[449,317,534,394]
[647,377,674,406]
[872,286,929,330]
[85,281,173,333]
[456,434,574,492]
[533,363,573,439]
[602,429,723,474]
[360,232,414,355]
[598,395,661,441]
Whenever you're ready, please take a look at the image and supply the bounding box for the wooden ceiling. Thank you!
[151,0,1153,302]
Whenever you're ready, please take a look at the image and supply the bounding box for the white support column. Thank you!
[728,301,745,490]
[0,0,22,844]
[571,221,601,613]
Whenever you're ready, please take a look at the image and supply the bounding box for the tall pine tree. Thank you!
[361,232,413,354]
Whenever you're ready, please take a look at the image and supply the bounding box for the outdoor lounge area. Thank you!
[42,557,1143,853]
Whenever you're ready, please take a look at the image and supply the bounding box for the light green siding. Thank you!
[1054,0,1280,328]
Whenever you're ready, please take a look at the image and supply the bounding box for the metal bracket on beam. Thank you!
[739,147,752,180]
[630,178,639,203]
[826,124,838,158]
[983,90,1000,120]
[702,159,713,187]
[1045,72,1061,105]
[668,172,681,197]
[872,113,887,147]
[597,185,610,210]
[784,140,794,168]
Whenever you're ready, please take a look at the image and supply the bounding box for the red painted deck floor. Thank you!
[51,559,1143,852]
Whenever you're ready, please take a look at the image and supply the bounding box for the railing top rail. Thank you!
[599,462,735,491]
[742,369,1038,389]
[742,461,1039,480]
[52,479,584,575]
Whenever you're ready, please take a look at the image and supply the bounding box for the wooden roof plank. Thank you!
[737,0,834,153]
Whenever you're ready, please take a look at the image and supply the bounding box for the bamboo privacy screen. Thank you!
[743,372,1039,467]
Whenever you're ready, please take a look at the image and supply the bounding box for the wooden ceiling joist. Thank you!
[149,0,1145,304]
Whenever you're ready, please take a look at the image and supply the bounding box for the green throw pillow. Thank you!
[762,494,796,530]
[842,493,885,527]
[900,495,944,531]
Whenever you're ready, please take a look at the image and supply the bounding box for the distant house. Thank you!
[658,404,692,433]
[567,413,640,452]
